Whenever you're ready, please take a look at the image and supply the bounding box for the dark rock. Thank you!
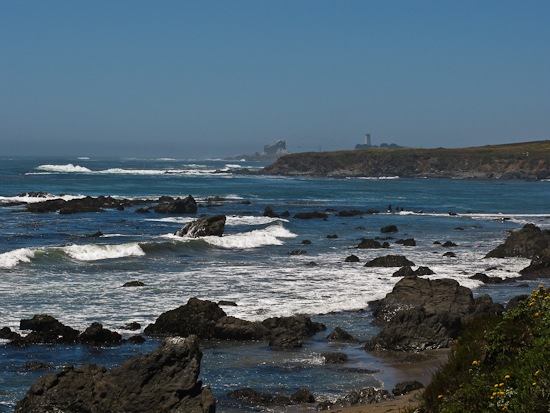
[301,239,312,244]
[154,194,197,214]
[281,211,290,217]
[443,251,456,257]
[506,294,530,311]
[79,322,123,346]
[0,326,21,341]
[175,215,226,237]
[15,336,215,413]
[86,231,104,237]
[19,315,79,345]
[317,387,393,410]
[322,352,348,363]
[144,298,323,347]
[326,234,338,239]
[368,277,475,326]
[218,300,238,307]
[122,280,145,287]
[263,205,279,218]
[305,261,318,266]
[135,207,150,214]
[519,247,550,279]
[392,266,415,277]
[289,250,308,255]
[381,225,398,233]
[337,209,364,217]
[127,335,146,344]
[327,327,359,342]
[366,277,503,351]
[396,238,416,246]
[345,254,360,262]
[263,315,326,349]
[144,297,228,338]
[294,211,329,219]
[365,307,462,351]
[392,380,424,396]
[442,241,457,247]
[22,361,55,371]
[228,387,274,406]
[364,255,415,267]
[486,224,550,259]
[433,241,441,245]
[291,388,315,404]
[469,273,514,284]
[357,238,385,249]
[122,322,141,330]
[415,266,435,276]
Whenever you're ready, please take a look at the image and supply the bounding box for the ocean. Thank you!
[1,156,549,412]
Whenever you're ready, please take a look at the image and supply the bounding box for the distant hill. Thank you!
[261,141,550,179]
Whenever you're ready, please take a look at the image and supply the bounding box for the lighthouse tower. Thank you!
[365,133,372,146]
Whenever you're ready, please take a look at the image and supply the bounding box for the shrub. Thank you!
[423,285,549,412]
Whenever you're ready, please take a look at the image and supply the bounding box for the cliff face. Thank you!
[261,141,550,179]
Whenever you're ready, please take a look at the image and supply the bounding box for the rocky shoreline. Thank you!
[260,141,550,179]
[3,212,549,411]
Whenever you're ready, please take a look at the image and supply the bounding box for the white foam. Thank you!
[0,193,84,204]
[147,215,287,227]
[77,157,90,160]
[204,225,296,249]
[63,243,145,261]
[0,248,36,269]
[36,164,92,173]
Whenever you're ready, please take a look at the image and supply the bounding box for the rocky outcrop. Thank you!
[317,387,393,411]
[364,255,415,267]
[327,327,359,343]
[357,239,387,249]
[294,211,329,219]
[261,141,550,179]
[392,380,424,396]
[175,215,226,237]
[18,314,80,345]
[228,387,314,408]
[519,248,550,279]
[365,277,504,351]
[15,336,215,413]
[154,195,198,214]
[486,224,550,259]
[145,297,325,348]
[79,322,123,346]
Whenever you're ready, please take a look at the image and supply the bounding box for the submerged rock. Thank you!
[154,195,197,214]
[15,336,215,413]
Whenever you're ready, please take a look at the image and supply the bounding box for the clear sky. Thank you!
[1,1,549,158]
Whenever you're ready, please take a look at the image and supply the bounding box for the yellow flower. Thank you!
[533,382,537,386]
[504,374,510,379]
[471,360,478,365]
[534,312,540,317]
[534,370,540,376]
[438,394,443,399]
[494,384,499,388]
[499,382,504,387]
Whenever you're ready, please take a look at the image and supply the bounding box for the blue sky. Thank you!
[1,1,549,158]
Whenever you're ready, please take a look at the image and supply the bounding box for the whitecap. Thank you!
[63,243,145,261]
[36,164,93,173]
[204,225,296,249]
[0,248,36,269]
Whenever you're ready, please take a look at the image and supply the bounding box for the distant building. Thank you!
[355,133,404,150]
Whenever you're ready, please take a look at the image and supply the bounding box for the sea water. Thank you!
[0,156,549,411]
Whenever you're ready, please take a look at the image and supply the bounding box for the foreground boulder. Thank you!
[145,297,325,348]
[15,336,215,413]
[366,277,504,351]
[175,215,226,237]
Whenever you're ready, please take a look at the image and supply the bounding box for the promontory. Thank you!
[260,140,550,179]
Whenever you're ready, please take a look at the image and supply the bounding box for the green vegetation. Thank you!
[422,285,549,412]
[262,140,550,179]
